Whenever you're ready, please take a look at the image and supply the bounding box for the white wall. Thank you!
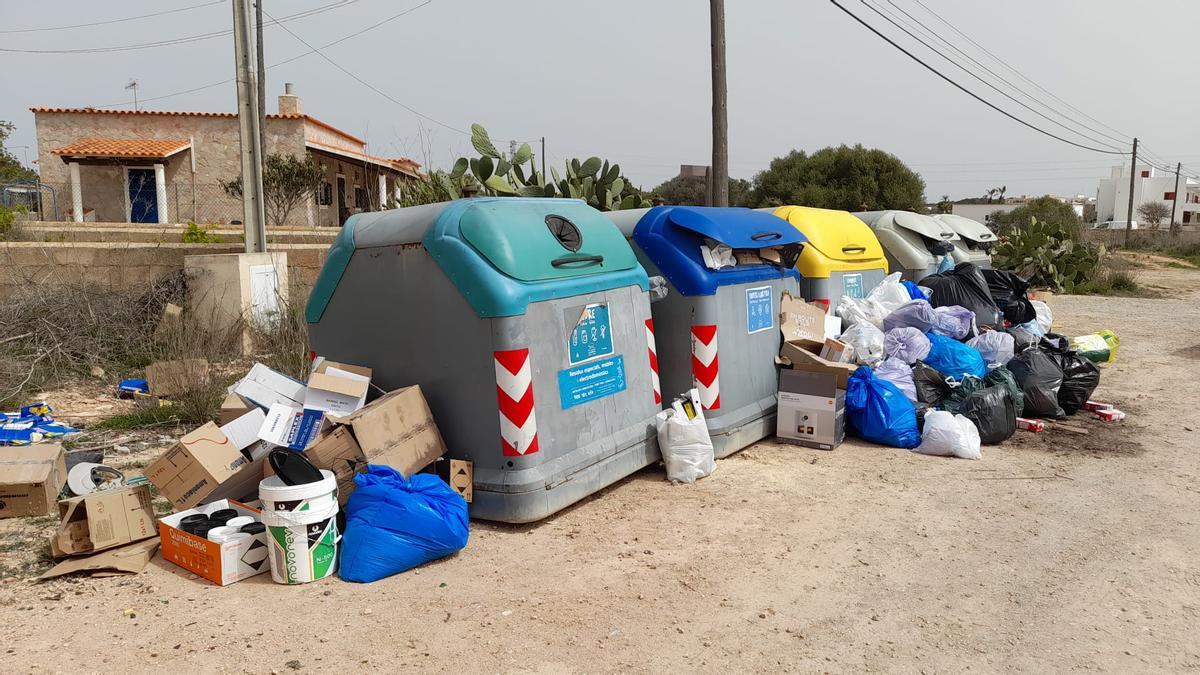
[1095,164,1188,224]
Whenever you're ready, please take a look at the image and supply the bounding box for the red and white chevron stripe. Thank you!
[690,324,720,410]
[645,319,661,405]
[494,348,539,456]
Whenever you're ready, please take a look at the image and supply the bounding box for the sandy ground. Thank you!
[2,260,1198,674]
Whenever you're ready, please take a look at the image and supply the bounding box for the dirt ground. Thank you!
[2,258,1198,674]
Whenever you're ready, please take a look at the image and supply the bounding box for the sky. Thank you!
[2,0,1199,202]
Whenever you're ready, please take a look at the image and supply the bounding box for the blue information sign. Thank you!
[557,355,627,410]
[568,303,615,365]
[746,286,773,334]
[843,273,865,299]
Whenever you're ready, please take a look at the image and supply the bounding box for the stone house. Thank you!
[32,84,420,227]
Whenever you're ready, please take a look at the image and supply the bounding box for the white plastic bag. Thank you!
[967,331,1015,371]
[913,410,982,460]
[883,327,931,364]
[841,322,886,366]
[867,272,911,311]
[1032,300,1053,333]
[931,305,976,340]
[875,357,917,402]
[836,295,888,330]
[655,398,715,484]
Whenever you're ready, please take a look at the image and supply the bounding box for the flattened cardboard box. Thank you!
[51,485,156,557]
[0,443,66,519]
[145,422,256,510]
[40,538,160,580]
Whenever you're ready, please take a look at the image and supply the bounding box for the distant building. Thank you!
[678,164,709,180]
[32,83,420,226]
[1096,164,1200,225]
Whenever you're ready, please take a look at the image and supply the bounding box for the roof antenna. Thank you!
[125,79,139,111]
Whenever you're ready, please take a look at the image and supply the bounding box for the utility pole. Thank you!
[255,0,267,166]
[232,0,267,253]
[1124,137,1137,247]
[709,0,729,207]
[540,137,546,179]
[1170,162,1181,231]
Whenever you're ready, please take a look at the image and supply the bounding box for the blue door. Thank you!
[128,168,158,223]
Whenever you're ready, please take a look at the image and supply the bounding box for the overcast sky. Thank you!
[2,0,1198,201]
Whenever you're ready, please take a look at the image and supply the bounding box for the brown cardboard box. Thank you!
[219,392,254,426]
[779,343,858,390]
[40,538,160,579]
[304,426,365,506]
[312,359,372,380]
[779,291,828,345]
[144,422,254,510]
[428,458,473,503]
[50,485,156,557]
[818,338,854,364]
[145,358,210,398]
[328,385,447,477]
[0,443,66,519]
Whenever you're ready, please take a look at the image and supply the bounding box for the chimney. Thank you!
[278,82,302,115]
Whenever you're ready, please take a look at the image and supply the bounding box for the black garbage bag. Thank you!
[912,361,951,406]
[983,365,1024,417]
[1007,325,1041,354]
[941,375,986,414]
[1040,338,1100,415]
[959,385,1017,444]
[919,262,1003,328]
[1005,348,1065,419]
[981,269,1036,324]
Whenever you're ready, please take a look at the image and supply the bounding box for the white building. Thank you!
[1096,164,1200,225]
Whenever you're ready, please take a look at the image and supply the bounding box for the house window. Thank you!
[1164,192,1176,200]
[318,181,332,206]
[1141,170,1150,178]
[354,186,367,208]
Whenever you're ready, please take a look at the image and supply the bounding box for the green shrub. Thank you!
[182,222,222,244]
[993,216,1103,292]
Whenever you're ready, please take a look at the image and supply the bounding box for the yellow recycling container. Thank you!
[771,205,889,309]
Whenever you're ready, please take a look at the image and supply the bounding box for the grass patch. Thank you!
[93,405,183,430]
[1074,266,1148,296]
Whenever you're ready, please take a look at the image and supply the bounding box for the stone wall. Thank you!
[1081,228,1200,248]
[0,242,329,297]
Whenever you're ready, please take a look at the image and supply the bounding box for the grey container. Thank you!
[305,198,661,523]
[607,206,806,458]
[854,210,960,280]
[933,214,996,268]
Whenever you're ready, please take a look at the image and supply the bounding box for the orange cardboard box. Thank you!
[158,500,268,586]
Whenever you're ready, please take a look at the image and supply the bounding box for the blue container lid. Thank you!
[631,206,805,296]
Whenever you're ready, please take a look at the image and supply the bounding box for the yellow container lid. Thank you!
[773,205,887,277]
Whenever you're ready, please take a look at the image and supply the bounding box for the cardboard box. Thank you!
[219,407,266,452]
[50,485,156,557]
[145,358,210,398]
[779,342,858,390]
[304,370,370,416]
[777,369,845,451]
[311,358,372,380]
[145,422,257,510]
[0,443,66,519]
[327,386,447,476]
[219,392,254,426]
[303,426,364,506]
[40,538,160,579]
[258,404,326,450]
[779,291,829,345]
[427,458,473,503]
[158,500,269,586]
[818,338,854,364]
[232,362,306,409]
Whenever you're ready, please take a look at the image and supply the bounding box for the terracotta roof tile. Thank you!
[31,106,303,120]
[51,138,192,159]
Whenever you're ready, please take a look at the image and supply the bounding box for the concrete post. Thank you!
[154,163,169,224]
[69,162,83,223]
[378,173,387,209]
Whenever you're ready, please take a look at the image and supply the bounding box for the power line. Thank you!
[875,0,1131,148]
[92,0,433,109]
[857,0,1126,153]
[0,0,223,34]
[828,0,1127,155]
[261,3,467,135]
[0,0,357,54]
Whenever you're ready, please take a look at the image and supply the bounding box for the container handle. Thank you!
[750,231,783,242]
[841,245,867,254]
[551,254,604,268]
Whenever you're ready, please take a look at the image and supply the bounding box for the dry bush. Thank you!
[246,280,310,381]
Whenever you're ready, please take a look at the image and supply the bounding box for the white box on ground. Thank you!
[232,363,306,409]
[303,369,369,416]
[218,407,266,451]
[777,369,846,451]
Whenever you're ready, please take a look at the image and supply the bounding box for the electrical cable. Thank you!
[856,0,1127,153]
[828,0,1127,155]
[0,1,223,34]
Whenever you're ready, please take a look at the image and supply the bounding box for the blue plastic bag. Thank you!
[901,280,928,301]
[339,465,469,583]
[845,367,921,448]
[924,332,987,380]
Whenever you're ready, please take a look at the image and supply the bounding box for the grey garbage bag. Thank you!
[883,300,937,333]
[931,306,976,339]
[874,357,917,402]
[967,331,1015,371]
[883,327,931,364]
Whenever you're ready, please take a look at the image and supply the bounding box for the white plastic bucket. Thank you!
[258,470,339,585]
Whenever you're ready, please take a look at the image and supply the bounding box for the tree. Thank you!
[751,145,925,212]
[935,195,954,214]
[1136,201,1171,228]
[991,195,1083,239]
[1082,203,1097,223]
[650,174,753,206]
[0,121,37,183]
[221,153,324,226]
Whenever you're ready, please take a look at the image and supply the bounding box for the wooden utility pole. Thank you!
[1170,161,1181,230]
[540,137,546,180]
[1124,137,1137,247]
[255,0,267,165]
[709,0,729,207]
[232,0,267,253]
